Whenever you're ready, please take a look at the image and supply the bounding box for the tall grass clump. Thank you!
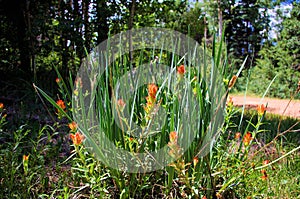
[33,28,299,198]
[35,28,231,198]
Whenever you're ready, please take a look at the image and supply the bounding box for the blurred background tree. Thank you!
[222,0,270,68]
[0,0,299,98]
[242,1,300,98]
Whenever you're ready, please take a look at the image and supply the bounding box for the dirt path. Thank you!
[229,95,300,118]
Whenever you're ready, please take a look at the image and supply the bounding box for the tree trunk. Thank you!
[96,0,109,44]
[128,0,136,62]
[83,0,90,52]
[59,1,69,77]
[73,0,83,59]
[5,0,31,75]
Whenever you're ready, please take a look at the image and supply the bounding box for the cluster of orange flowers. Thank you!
[55,76,65,114]
[177,65,185,76]
[54,78,84,147]
[257,104,266,115]
[232,105,266,146]
[168,131,182,159]
[263,159,269,165]
[0,103,6,119]
[56,99,66,119]
[235,132,241,140]
[261,169,268,180]
[235,131,253,146]
[169,131,178,143]
[68,121,77,132]
[261,159,270,180]
[56,99,66,110]
[68,121,85,146]
[70,132,85,146]
[243,132,253,146]
[144,83,158,116]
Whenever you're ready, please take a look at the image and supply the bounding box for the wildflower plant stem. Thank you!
[33,83,56,122]
[33,84,72,121]
[238,60,250,131]
[54,65,72,102]
[74,145,87,168]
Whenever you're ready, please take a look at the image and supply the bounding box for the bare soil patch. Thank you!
[229,95,300,118]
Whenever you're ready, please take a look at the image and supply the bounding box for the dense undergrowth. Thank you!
[1,90,299,198]
[0,34,299,199]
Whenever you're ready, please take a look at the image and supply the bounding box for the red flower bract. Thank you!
[148,83,158,99]
[70,132,85,145]
[261,169,268,180]
[193,157,199,166]
[235,132,241,140]
[257,104,266,115]
[23,155,29,161]
[263,160,270,165]
[68,121,77,132]
[177,65,185,75]
[169,131,178,143]
[56,99,66,110]
[243,132,253,146]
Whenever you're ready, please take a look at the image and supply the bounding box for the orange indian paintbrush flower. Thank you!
[235,132,241,140]
[193,157,199,166]
[261,169,268,180]
[56,99,66,110]
[177,65,185,75]
[169,131,178,143]
[68,121,77,132]
[261,175,268,180]
[0,103,4,110]
[243,132,253,146]
[263,160,270,165]
[23,155,29,161]
[148,83,158,99]
[70,132,85,145]
[257,104,266,115]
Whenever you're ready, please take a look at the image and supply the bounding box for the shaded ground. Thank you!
[230,94,300,118]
